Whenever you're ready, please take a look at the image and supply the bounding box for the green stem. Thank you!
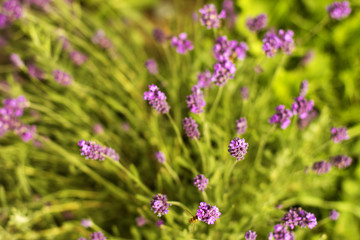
[163,162,181,186]
[166,113,189,157]
[168,201,194,217]
[195,138,206,174]
[226,161,238,190]
[209,87,223,118]
[254,125,276,172]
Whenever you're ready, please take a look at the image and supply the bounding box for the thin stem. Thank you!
[303,16,329,43]
[226,161,238,190]
[202,191,208,202]
[166,113,190,157]
[209,87,223,118]
[254,125,276,172]
[168,201,194,217]
[163,162,181,186]
[195,138,206,174]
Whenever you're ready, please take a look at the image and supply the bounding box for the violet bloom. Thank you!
[193,174,209,192]
[143,84,170,114]
[186,85,205,114]
[223,0,236,29]
[199,4,226,29]
[327,1,351,20]
[196,202,221,225]
[0,14,7,28]
[235,117,247,135]
[268,224,294,240]
[269,105,293,129]
[278,29,295,55]
[153,28,167,44]
[245,230,257,240]
[212,60,236,87]
[136,216,147,227]
[92,30,112,49]
[171,33,193,54]
[156,219,165,227]
[70,51,88,66]
[312,161,331,175]
[282,208,317,230]
[58,36,72,51]
[10,53,24,68]
[27,64,44,80]
[150,194,171,217]
[291,96,314,119]
[16,124,37,142]
[81,219,93,228]
[329,210,339,220]
[228,137,248,161]
[29,0,51,9]
[2,0,22,23]
[92,123,104,134]
[241,86,249,100]
[262,31,282,58]
[52,70,73,86]
[234,42,249,61]
[297,109,318,130]
[246,13,267,32]
[78,139,120,161]
[301,51,314,66]
[197,70,212,88]
[155,151,165,164]
[183,117,200,140]
[330,155,352,168]
[145,59,158,75]
[299,80,309,97]
[91,231,106,240]
[331,127,349,143]
[214,36,248,61]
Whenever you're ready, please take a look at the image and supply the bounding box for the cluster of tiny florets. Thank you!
[291,96,314,119]
[228,137,248,161]
[155,151,166,164]
[183,117,200,140]
[171,33,193,54]
[78,140,119,161]
[212,60,236,87]
[186,86,206,114]
[269,105,293,129]
[52,69,73,86]
[213,36,248,62]
[145,59,158,75]
[196,202,221,225]
[281,208,317,229]
[327,1,351,20]
[199,4,226,29]
[331,127,349,143]
[246,13,267,32]
[150,194,171,217]
[330,155,352,169]
[193,174,209,192]
[235,117,247,135]
[197,70,212,88]
[245,230,257,240]
[143,84,170,114]
[263,29,294,57]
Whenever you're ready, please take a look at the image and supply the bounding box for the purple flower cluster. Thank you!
[70,51,88,66]
[235,117,247,135]
[212,60,236,87]
[52,70,73,86]
[153,28,167,44]
[78,139,120,161]
[0,96,37,142]
[91,231,107,240]
[92,30,113,49]
[291,96,314,119]
[27,64,45,80]
[58,36,72,51]
[213,36,248,61]
[245,230,257,240]
[263,29,294,57]
[150,194,171,217]
[281,208,317,230]
[299,80,309,97]
[199,4,226,29]
[136,216,148,227]
[0,0,22,28]
[186,86,206,114]
[81,219,92,228]
[246,14,267,32]
[228,137,248,161]
[197,70,212,89]
[155,151,165,164]
[329,210,339,220]
[156,219,164,227]
[268,224,294,240]
[143,84,170,114]
[312,160,332,175]
[327,1,351,20]
[10,53,24,68]
[331,127,349,143]
[222,0,236,29]
[196,202,221,225]
[145,59,158,75]
[193,174,209,192]
[330,155,352,168]
[183,117,200,140]
[171,33,193,54]
[269,105,293,129]
[241,86,249,100]
[297,109,318,130]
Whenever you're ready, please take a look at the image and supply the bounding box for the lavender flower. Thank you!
[222,0,236,29]
[196,202,221,225]
[214,36,248,61]
[70,51,88,66]
[171,33,193,54]
[312,161,331,175]
[212,60,236,87]
[199,4,226,29]
[268,224,294,240]
[235,118,247,135]
[136,216,147,227]
[81,219,93,228]
[27,64,44,80]
[282,208,317,230]
[52,70,73,86]
[241,86,249,100]
[16,124,37,142]
[183,117,200,140]
[197,70,212,88]
[155,151,165,164]
[193,174,209,192]
[297,109,318,130]
[156,219,165,227]
[228,137,248,161]
[278,29,295,55]
[78,140,120,161]
[2,0,22,23]
[58,36,72,51]
[0,14,7,28]
[91,231,106,240]
[327,1,351,20]
[331,127,349,143]
[92,123,104,135]
[329,210,339,220]
[299,80,309,97]
[10,53,24,68]
[186,85,206,114]
[145,59,158,75]
[301,51,314,66]
[262,31,282,58]
[143,84,170,114]
[150,194,171,217]
[153,28,167,44]
[291,96,314,119]
[245,230,257,240]
[246,14,267,32]
[92,30,112,49]
[330,155,352,168]
[269,105,293,129]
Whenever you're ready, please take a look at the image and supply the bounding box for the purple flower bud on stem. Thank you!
[186,85,206,114]
[171,33,193,54]
[228,137,248,161]
[312,161,331,175]
[193,174,209,192]
[199,4,226,29]
[330,155,352,168]
[183,117,200,140]
[331,127,349,143]
[52,70,73,86]
[197,70,212,88]
[245,230,257,240]
[78,140,119,161]
[246,14,267,32]
[155,151,165,164]
[269,105,293,129]
[145,59,158,75]
[150,194,171,217]
[196,202,221,225]
[329,210,339,220]
[143,84,170,114]
[327,1,351,20]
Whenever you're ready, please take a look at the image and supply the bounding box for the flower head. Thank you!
[262,31,282,58]
[156,219,165,227]
[91,231,106,240]
[327,1,351,20]
[214,36,248,61]
[143,84,170,114]
[282,208,317,230]
[27,64,44,80]
[70,51,88,66]
[78,140,119,161]
[10,53,24,68]
[58,36,72,51]
[228,137,248,161]
[2,0,22,23]
[199,4,226,29]
[212,60,236,87]
[223,0,236,29]
[278,29,295,55]
[331,127,349,143]
[246,14,267,32]
[312,161,331,175]
[155,151,165,164]
[297,109,318,130]
[15,124,36,142]
[299,80,309,97]
[245,230,257,240]
[329,210,339,220]
[268,224,294,240]
[291,96,314,119]
[269,105,293,129]
[196,202,221,225]
[145,59,158,75]
[186,85,206,114]
[81,219,93,228]
[150,194,171,217]
[136,216,147,227]
[93,123,104,135]
[171,33,193,54]
[183,117,200,140]
[92,30,112,49]
[241,86,249,100]
[153,28,167,43]
[197,70,212,88]
[235,117,247,135]
[193,174,209,192]
[52,70,73,86]
[330,155,352,168]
